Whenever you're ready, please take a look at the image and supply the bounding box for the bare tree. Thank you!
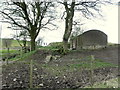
[13,30,30,53]
[71,26,84,37]
[37,37,44,46]
[59,0,111,50]
[0,0,56,51]
[20,30,28,52]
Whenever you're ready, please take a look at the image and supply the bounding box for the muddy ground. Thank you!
[2,45,119,89]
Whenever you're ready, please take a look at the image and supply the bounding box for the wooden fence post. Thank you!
[21,47,23,58]
[30,59,33,89]
[6,48,10,65]
[90,55,95,87]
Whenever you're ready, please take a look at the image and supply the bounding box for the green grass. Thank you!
[69,60,117,70]
[1,49,20,58]
[1,39,30,48]
[1,48,36,62]
[85,78,118,88]
[1,39,31,60]
[0,49,19,54]
[38,46,59,50]
[11,40,30,47]
[8,50,36,61]
[38,59,117,76]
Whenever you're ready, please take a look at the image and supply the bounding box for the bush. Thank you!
[48,42,70,55]
[48,42,63,49]
[49,42,70,49]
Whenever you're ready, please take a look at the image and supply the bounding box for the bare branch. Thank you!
[0,11,29,30]
[61,11,66,19]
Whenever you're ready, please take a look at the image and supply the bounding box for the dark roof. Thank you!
[81,29,107,36]
[77,29,107,38]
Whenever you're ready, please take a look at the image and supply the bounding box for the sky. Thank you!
[0,1,119,45]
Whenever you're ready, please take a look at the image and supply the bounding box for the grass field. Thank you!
[1,48,37,61]
[1,39,30,48]
[0,49,20,58]
[11,40,30,47]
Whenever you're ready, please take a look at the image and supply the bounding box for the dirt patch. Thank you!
[2,62,118,89]
[59,45,119,65]
[26,45,119,65]
[2,45,119,89]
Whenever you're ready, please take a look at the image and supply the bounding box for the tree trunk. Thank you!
[62,1,75,50]
[63,19,73,50]
[63,39,68,50]
[30,27,37,51]
[23,40,27,53]
[31,37,36,51]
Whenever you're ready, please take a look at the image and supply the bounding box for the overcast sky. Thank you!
[0,1,119,45]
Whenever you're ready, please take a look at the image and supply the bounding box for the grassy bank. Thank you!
[1,39,30,48]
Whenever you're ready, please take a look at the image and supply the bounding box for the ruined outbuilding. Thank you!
[70,30,108,49]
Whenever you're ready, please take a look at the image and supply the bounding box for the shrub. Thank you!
[49,42,70,49]
[48,42,70,55]
[48,42,63,49]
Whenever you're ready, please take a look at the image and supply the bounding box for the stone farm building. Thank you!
[70,30,108,49]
